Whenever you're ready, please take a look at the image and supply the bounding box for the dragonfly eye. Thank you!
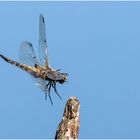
[58,73,68,84]
[59,79,65,84]
[63,73,68,80]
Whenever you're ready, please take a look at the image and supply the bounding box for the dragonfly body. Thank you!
[0,54,40,77]
[0,15,68,104]
[0,53,67,84]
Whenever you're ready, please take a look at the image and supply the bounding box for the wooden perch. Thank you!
[55,97,80,139]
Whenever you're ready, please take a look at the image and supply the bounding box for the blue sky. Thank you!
[0,1,140,139]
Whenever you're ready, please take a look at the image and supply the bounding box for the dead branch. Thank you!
[55,97,80,139]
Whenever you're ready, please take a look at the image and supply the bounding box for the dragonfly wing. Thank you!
[19,41,39,66]
[19,41,53,103]
[31,76,48,92]
[39,14,49,67]
[31,76,53,104]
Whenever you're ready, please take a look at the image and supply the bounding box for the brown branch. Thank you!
[55,97,80,139]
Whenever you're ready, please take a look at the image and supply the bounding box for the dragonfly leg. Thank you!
[52,82,62,100]
[45,92,47,100]
[48,82,53,105]
[48,82,52,93]
[48,93,53,105]
[44,82,50,100]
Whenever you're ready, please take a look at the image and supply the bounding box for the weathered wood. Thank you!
[55,97,80,139]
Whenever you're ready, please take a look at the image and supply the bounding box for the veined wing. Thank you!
[19,41,39,66]
[18,41,53,104]
[32,77,53,104]
[19,41,41,91]
[19,41,43,93]
[39,14,49,68]
[34,78,47,92]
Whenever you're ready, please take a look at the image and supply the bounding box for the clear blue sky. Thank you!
[0,1,140,139]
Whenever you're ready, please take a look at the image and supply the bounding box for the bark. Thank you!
[55,97,80,139]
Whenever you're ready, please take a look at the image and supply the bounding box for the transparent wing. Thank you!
[19,41,53,104]
[19,41,39,66]
[32,77,48,92]
[32,77,53,104]
[39,14,49,67]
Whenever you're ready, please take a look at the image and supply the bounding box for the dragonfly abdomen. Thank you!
[0,54,22,67]
[0,54,40,76]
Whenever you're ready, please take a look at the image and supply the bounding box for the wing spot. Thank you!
[28,42,32,46]
[42,17,45,23]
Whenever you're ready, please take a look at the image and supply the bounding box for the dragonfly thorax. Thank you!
[42,69,68,84]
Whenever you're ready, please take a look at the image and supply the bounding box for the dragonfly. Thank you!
[0,14,68,105]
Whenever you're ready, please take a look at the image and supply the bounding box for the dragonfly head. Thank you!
[58,73,68,84]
